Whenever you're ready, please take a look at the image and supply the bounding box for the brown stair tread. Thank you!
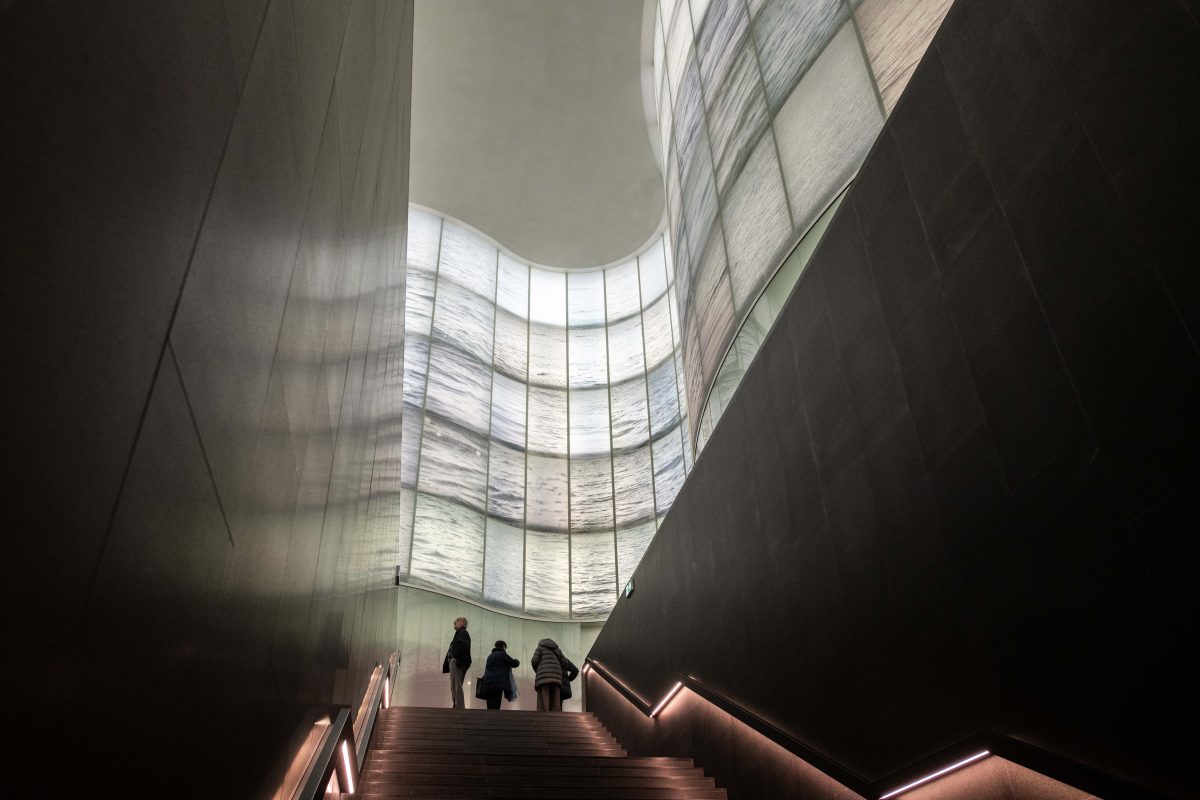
[363,708,725,800]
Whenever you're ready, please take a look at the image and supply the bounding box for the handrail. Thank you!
[354,651,399,767]
[583,658,1166,800]
[288,651,399,800]
[292,707,355,800]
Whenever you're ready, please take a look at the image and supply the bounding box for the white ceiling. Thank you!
[410,0,666,269]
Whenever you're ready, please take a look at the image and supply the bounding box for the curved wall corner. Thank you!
[397,208,693,621]
[651,0,954,450]
[591,0,1200,797]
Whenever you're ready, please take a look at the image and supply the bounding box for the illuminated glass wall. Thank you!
[654,0,953,449]
[398,208,693,619]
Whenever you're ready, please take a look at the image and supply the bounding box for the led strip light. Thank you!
[585,659,995,799]
[876,751,991,799]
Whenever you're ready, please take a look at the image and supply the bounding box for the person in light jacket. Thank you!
[478,640,520,710]
[441,617,471,709]
[530,638,578,712]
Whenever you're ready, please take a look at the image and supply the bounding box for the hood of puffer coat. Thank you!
[537,638,559,650]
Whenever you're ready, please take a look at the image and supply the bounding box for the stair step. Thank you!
[363,708,725,800]
[360,775,715,788]
[364,753,693,769]
[355,790,727,799]
[363,765,704,778]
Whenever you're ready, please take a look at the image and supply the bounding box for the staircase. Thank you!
[359,706,727,799]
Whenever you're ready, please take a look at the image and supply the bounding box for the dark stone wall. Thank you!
[0,1,412,795]
[589,1,1200,798]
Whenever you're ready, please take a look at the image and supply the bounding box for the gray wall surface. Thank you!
[588,0,1200,798]
[1,0,413,795]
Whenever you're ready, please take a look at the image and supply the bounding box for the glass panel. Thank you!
[438,220,497,298]
[665,0,694,102]
[571,530,617,617]
[395,487,415,579]
[658,68,675,169]
[529,269,566,327]
[681,413,695,471]
[707,46,769,198]
[406,207,442,271]
[569,388,611,457]
[568,271,606,327]
[525,453,569,531]
[617,521,657,588]
[856,0,954,114]
[410,492,484,597]
[497,253,529,318]
[752,0,847,112]
[774,22,882,231]
[402,334,430,408]
[400,400,423,487]
[528,322,567,386]
[674,349,689,421]
[681,130,719,271]
[613,445,656,526]
[524,531,570,616]
[724,131,793,310]
[674,57,707,181]
[638,239,669,305]
[653,430,686,515]
[405,265,437,339]
[606,314,646,384]
[668,284,682,347]
[696,0,748,95]
[423,341,491,436]
[648,358,682,436]
[654,5,666,106]
[493,308,528,381]
[432,277,495,365]
[610,375,651,451]
[487,442,525,525]
[417,415,487,512]
[642,293,675,371]
[570,456,614,531]
[604,259,642,322]
[684,322,707,432]
[526,386,567,456]
[484,517,524,610]
[568,327,608,388]
[490,371,526,449]
[693,229,736,386]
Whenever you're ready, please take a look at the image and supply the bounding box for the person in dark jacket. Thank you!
[478,641,520,710]
[441,617,471,709]
[531,638,577,712]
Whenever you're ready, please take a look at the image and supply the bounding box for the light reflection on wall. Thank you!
[398,208,693,619]
[653,0,954,451]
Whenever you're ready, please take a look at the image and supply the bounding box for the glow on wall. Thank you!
[398,207,693,620]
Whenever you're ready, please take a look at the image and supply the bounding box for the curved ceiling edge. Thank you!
[410,202,668,274]
[410,0,666,270]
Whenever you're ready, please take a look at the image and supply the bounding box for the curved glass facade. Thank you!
[397,208,693,619]
[653,0,953,449]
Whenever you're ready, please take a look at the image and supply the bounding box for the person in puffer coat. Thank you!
[531,638,578,712]
[478,641,520,710]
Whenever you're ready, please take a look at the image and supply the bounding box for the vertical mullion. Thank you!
[604,270,620,599]
[480,249,500,600]
[564,274,573,619]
